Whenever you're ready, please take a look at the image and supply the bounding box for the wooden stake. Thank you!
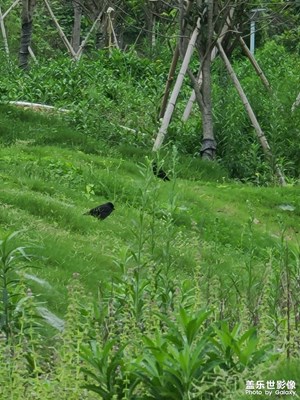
[158,45,180,120]
[291,92,300,112]
[28,46,38,63]
[216,40,285,186]
[158,0,193,119]
[238,36,271,91]
[76,9,104,60]
[2,0,20,19]
[43,0,77,59]
[0,6,9,57]
[153,18,201,151]
[182,7,234,122]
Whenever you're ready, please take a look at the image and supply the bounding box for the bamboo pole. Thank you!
[2,0,20,19]
[0,6,9,57]
[76,9,104,60]
[153,18,201,151]
[291,92,300,112]
[111,22,119,49]
[182,8,234,121]
[238,36,271,91]
[107,7,119,50]
[216,40,285,186]
[28,46,38,63]
[107,14,112,55]
[158,45,180,120]
[43,0,77,59]
[158,0,193,119]
[9,100,69,113]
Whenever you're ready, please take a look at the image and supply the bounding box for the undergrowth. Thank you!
[0,160,299,399]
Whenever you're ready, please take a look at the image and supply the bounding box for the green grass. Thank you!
[1,105,299,307]
[0,105,300,397]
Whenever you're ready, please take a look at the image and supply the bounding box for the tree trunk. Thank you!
[71,0,82,53]
[183,7,234,122]
[19,0,36,70]
[200,53,216,159]
[192,0,216,160]
[144,0,155,50]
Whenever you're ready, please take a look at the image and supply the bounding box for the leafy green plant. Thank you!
[136,308,216,399]
[0,231,36,340]
[81,339,139,399]
[210,323,274,373]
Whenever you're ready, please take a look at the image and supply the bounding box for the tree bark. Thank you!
[19,0,36,70]
[189,0,216,160]
[183,7,234,122]
[199,52,216,159]
[71,0,82,53]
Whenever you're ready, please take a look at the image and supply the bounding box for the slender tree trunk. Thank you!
[200,53,216,159]
[71,0,82,53]
[191,0,216,160]
[144,0,155,50]
[19,0,36,70]
[183,7,234,121]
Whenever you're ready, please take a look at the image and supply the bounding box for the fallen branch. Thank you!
[8,101,70,113]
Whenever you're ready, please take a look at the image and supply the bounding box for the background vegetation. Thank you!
[0,0,299,398]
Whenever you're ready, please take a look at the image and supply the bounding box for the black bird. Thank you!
[152,162,170,181]
[84,202,115,220]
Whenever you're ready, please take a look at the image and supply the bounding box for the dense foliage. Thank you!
[1,40,300,182]
[0,105,299,398]
[0,1,299,398]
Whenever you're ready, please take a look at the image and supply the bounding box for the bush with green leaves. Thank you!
[0,201,299,399]
[1,39,300,183]
[0,231,37,341]
[212,41,300,182]
[0,51,166,149]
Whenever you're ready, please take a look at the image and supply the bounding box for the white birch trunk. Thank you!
[153,18,201,151]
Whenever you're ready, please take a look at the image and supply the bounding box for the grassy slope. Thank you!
[1,105,300,397]
[1,105,299,309]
